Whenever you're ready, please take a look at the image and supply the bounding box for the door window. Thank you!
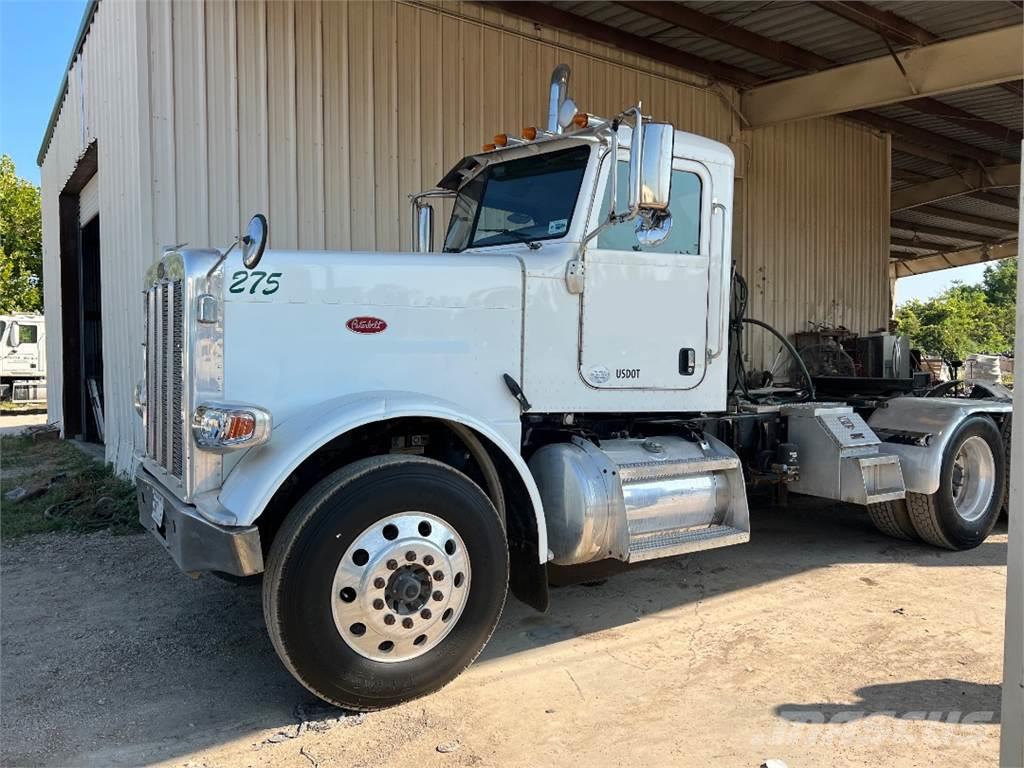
[18,324,38,344]
[597,161,702,255]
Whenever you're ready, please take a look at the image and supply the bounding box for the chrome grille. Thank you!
[145,278,185,481]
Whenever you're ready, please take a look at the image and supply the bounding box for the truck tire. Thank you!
[1000,416,1012,517]
[905,416,1005,550]
[263,455,508,710]
[866,500,918,541]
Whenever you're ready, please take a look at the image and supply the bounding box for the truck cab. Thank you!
[0,314,46,398]
[134,66,1011,712]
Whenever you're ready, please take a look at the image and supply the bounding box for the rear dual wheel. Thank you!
[867,415,1005,550]
[263,455,508,710]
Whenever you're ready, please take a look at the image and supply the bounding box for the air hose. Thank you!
[729,269,816,402]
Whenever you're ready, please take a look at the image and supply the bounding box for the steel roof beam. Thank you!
[741,25,1024,126]
[891,138,975,169]
[485,2,759,87]
[622,1,1019,145]
[890,239,1017,277]
[892,164,1021,210]
[814,1,1024,101]
[913,205,1019,231]
[889,221,1007,243]
[850,111,1008,166]
[900,96,1023,145]
[618,1,835,71]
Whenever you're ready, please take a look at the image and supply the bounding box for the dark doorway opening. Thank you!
[58,144,104,444]
[80,215,103,443]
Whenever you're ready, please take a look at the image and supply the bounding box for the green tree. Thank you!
[982,257,1017,348]
[0,155,43,313]
[895,263,1016,360]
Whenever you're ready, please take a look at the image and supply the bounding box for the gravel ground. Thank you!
[0,498,1008,767]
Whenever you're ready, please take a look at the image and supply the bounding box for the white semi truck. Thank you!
[135,66,1012,711]
[0,314,47,400]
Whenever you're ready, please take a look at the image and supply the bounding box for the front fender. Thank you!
[869,396,1012,495]
[202,390,548,563]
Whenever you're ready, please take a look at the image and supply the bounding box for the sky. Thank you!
[0,0,1004,305]
[894,261,992,305]
[1,0,89,186]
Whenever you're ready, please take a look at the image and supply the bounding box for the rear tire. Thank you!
[866,500,918,541]
[263,455,508,710]
[906,416,1005,550]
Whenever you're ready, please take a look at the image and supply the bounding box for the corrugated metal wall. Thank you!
[40,0,888,475]
[40,0,152,472]
[737,119,891,368]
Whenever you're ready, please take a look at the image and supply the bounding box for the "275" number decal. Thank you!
[229,270,282,295]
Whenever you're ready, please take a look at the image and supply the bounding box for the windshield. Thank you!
[443,145,590,252]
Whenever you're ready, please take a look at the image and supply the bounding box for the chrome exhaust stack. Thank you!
[547,64,571,134]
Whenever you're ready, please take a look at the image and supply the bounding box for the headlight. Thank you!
[191,403,272,452]
[133,380,146,417]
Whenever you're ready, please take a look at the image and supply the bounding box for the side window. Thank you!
[19,324,38,344]
[597,161,703,254]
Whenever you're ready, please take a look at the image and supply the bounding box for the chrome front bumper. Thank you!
[135,465,264,576]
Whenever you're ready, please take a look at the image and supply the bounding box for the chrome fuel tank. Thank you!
[529,434,750,566]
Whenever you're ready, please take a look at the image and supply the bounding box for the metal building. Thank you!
[38,0,1019,476]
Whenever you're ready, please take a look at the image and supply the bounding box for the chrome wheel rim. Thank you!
[950,436,996,523]
[331,512,471,663]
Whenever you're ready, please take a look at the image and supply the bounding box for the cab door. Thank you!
[579,157,713,390]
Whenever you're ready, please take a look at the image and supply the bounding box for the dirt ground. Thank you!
[0,412,49,436]
[1,497,1007,768]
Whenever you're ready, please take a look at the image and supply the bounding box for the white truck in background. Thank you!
[134,66,1013,711]
[0,314,47,401]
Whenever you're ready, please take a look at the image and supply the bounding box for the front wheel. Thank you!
[263,455,508,710]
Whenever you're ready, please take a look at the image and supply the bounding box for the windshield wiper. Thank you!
[475,228,542,250]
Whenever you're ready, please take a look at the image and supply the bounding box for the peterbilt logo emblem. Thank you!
[346,316,388,334]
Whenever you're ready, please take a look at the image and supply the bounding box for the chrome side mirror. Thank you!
[638,122,674,212]
[635,211,673,248]
[241,213,268,269]
[415,204,434,253]
[8,321,20,348]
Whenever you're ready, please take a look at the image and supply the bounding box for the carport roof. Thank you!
[495,0,1022,277]
[40,1,1021,277]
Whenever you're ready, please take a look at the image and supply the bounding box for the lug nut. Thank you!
[434,571,444,582]
[373,598,384,610]
[374,577,386,588]
[384,614,396,626]
[402,617,414,629]
[432,590,443,602]
[420,609,432,620]
[423,555,434,566]
[405,551,416,562]
[386,559,398,571]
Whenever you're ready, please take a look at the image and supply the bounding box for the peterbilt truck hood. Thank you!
[218,249,526,428]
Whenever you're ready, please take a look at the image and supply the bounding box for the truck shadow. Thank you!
[1,496,1007,766]
[480,495,1007,660]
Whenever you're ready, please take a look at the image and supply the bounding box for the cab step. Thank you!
[628,524,750,562]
